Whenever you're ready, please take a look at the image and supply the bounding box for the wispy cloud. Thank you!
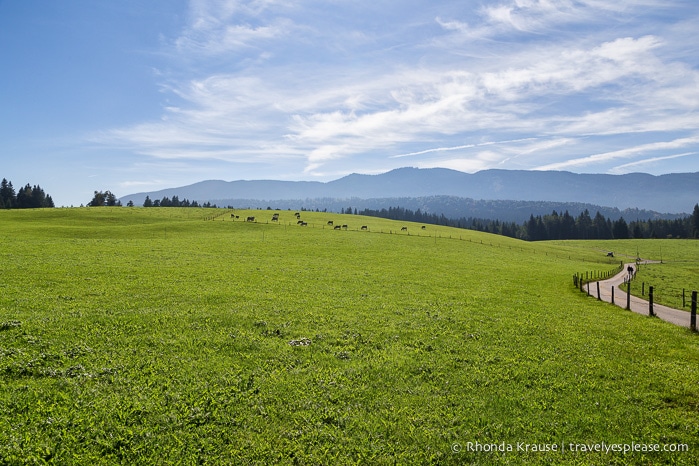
[609,152,697,173]
[390,138,540,159]
[174,0,296,55]
[535,137,699,171]
[93,0,699,183]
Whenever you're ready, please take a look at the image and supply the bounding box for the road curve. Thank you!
[584,262,695,329]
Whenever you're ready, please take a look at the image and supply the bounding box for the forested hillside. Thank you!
[353,204,699,240]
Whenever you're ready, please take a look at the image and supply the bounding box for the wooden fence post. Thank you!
[611,286,614,305]
[648,286,654,317]
[626,282,631,310]
[597,282,601,300]
[642,282,645,296]
[683,289,686,308]
[691,291,697,332]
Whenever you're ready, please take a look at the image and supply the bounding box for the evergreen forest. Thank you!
[353,205,699,240]
[0,178,54,209]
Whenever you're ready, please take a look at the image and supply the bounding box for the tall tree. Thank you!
[15,184,33,208]
[31,185,49,208]
[89,191,106,207]
[106,191,119,206]
[592,211,612,239]
[692,204,699,239]
[0,178,15,208]
[560,211,576,239]
[576,210,592,239]
[88,190,120,207]
[612,217,629,239]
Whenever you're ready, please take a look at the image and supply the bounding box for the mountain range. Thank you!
[120,168,699,216]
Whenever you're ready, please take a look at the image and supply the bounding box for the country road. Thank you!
[584,262,696,329]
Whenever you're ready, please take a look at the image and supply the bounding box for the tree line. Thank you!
[86,192,217,208]
[0,178,54,209]
[354,205,699,240]
[142,195,216,208]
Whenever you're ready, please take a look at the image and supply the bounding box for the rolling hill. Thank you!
[1,207,698,463]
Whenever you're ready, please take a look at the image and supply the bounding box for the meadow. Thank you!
[1,207,698,464]
[555,239,699,311]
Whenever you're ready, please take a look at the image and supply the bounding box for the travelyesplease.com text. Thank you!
[452,441,689,455]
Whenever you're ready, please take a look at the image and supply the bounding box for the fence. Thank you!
[575,264,697,332]
[572,262,624,289]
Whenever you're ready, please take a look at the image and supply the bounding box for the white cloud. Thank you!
[609,152,697,173]
[92,0,699,181]
[418,155,499,174]
[390,138,541,159]
[174,0,296,57]
[535,137,699,171]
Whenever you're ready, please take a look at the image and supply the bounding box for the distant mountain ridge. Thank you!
[120,168,699,214]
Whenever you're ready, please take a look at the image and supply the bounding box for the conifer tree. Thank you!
[0,178,15,208]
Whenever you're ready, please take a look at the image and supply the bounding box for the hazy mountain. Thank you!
[120,168,699,214]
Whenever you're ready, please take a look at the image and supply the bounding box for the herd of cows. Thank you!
[229,211,427,232]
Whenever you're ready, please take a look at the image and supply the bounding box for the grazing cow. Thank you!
[297,220,304,224]
[300,221,308,226]
[246,216,255,222]
[606,252,614,257]
[295,212,300,218]
[421,225,426,230]
[401,226,408,231]
[327,221,333,225]
[231,213,235,218]
[334,225,341,230]
[342,224,348,230]
[361,225,368,230]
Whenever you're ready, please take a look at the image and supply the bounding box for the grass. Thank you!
[553,238,699,310]
[1,207,698,464]
[631,261,699,310]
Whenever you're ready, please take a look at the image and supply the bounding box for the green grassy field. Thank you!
[629,260,699,310]
[1,208,698,464]
[555,239,699,310]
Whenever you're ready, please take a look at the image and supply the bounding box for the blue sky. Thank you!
[1,0,698,206]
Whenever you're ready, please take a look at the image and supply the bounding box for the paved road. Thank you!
[584,262,696,329]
